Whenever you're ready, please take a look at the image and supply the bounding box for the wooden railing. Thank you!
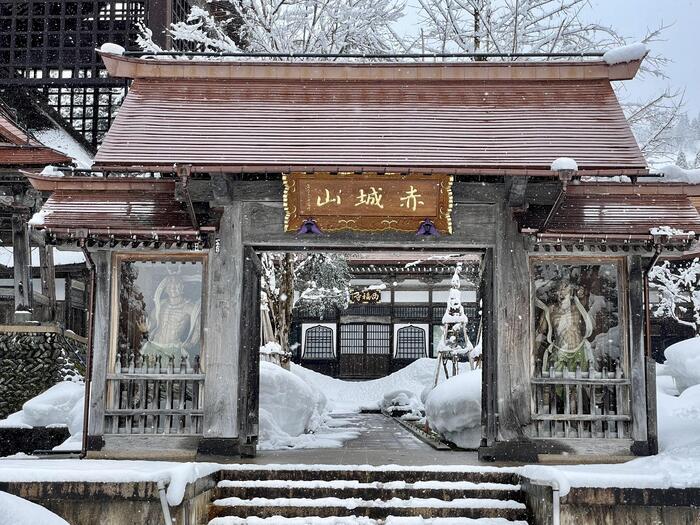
[532,363,630,439]
[105,354,204,436]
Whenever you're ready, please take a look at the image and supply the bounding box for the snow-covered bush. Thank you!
[380,390,423,420]
[424,369,482,449]
[0,381,84,431]
[259,361,328,447]
[664,338,700,393]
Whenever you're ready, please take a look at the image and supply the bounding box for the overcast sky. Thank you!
[401,1,699,114]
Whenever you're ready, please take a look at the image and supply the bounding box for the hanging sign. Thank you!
[350,289,382,304]
[283,172,453,233]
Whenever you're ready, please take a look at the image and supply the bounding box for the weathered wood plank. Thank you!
[494,200,531,440]
[87,250,111,439]
[238,246,262,456]
[39,245,56,322]
[480,248,497,447]
[505,177,528,207]
[628,255,648,444]
[202,204,243,439]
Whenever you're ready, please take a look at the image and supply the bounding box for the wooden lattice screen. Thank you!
[532,363,631,439]
[105,354,204,435]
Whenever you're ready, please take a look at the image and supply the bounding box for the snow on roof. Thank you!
[659,164,700,184]
[603,42,649,65]
[551,157,578,171]
[32,128,94,169]
[99,42,125,56]
[0,247,85,268]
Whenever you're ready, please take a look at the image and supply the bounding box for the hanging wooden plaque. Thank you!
[283,172,453,233]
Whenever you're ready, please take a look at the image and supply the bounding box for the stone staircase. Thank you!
[207,466,529,524]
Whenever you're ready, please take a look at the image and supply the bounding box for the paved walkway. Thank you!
[242,413,489,466]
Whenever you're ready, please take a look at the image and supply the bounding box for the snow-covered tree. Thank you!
[694,150,700,169]
[260,252,350,354]
[649,259,700,336]
[676,150,689,169]
[139,0,408,55]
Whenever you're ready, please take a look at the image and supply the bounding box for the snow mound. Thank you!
[99,42,125,55]
[658,164,700,183]
[664,338,700,393]
[18,381,83,429]
[291,358,438,413]
[260,361,326,439]
[603,42,648,65]
[550,157,578,171]
[425,369,482,449]
[0,491,69,525]
[380,390,423,420]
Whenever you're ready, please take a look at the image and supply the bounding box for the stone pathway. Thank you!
[243,413,488,466]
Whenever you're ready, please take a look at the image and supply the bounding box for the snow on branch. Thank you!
[649,258,700,335]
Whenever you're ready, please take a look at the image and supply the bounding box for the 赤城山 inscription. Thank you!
[283,172,453,233]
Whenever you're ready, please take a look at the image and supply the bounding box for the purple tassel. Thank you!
[416,218,440,236]
[297,218,322,234]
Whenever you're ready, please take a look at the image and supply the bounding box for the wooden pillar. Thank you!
[199,203,244,456]
[147,0,173,49]
[480,248,497,448]
[86,251,112,447]
[64,273,73,328]
[11,214,32,323]
[39,245,56,322]
[494,200,531,441]
[628,255,649,453]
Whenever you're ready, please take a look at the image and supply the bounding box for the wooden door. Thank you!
[339,323,391,379]
[238,246,262,456]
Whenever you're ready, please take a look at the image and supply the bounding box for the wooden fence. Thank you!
[104,354,204,435]
[532,363,630,439]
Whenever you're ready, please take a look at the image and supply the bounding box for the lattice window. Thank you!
[303,325,334,359]
[366,324,390,355]
[395,325,427,359]
[340,324,364,355]
[394,305,430,319]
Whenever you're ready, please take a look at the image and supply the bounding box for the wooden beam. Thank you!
[39,245,56,322]
[146,0,172,49]
[481,247,497,447]
[505,177,528,207]
[11,214,32,322]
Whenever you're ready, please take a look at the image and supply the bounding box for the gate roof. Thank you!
[0,107,71,168]
[93,53,647,177]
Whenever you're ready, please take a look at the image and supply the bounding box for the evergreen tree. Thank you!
[677,150,689,169]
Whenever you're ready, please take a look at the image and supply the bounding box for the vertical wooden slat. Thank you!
[575,365,583,438]
[563,366,570,438]
[12,214,32,322]
[628,255,648,445]
[88,251,111,439]
[39,245,56,322]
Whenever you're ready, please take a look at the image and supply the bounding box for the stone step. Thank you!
[207,496,528,521]
[217,467,521,486]
[216,479,524,502]
[209,516,529,525]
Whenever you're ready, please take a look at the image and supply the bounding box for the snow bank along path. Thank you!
[0,490,69,525]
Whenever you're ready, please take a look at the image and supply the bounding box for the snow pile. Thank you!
[550,157,578,171]
[379,390,423,420]
[658,164,700,183]
[424,369,482,449]
[0,491,69,525]
[602,42,648,65]
[40,165,64,177]
[664,337,700,393]
[291,358,438,413]
[99,42,125,55]
[259,361,360,449]
[656,363,680,397]
[0,381,83,431]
